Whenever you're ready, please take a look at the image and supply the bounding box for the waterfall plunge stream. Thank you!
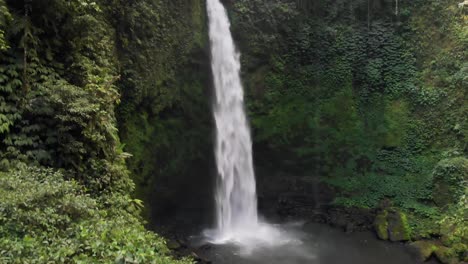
[205,0,296,249]
[207,0,258,240]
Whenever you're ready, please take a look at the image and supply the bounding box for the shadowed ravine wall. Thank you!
[116,0,215,229]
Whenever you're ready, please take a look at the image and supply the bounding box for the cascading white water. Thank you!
[205,0,302,251]
[206,0,259,242]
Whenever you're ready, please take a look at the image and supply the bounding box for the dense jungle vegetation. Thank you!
[229,0,467,262]
[0,0,466,263]
[0,0,198,262]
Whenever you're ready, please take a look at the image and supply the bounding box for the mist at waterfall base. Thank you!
[204,0,302,254]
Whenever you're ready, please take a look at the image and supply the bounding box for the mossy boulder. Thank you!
[388,209,411,241]
[167,239,181,250]
[409,241,462,264]
[440,233,468,264]
[409,241,439,262]
[374,210,389,240]
[434,246,460,264]
[432,157,468,207]
[374,208,411,242]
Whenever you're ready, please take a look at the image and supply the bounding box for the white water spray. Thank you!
[207,0,258,239]
[205,0,296,248]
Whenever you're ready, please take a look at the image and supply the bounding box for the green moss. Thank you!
[434,246,459,264]
[410,241,439,262]
[374,210,389,240]
[375,208,411,242]
[388,209,411,242]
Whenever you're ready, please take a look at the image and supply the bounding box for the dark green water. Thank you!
[190,222,439,264]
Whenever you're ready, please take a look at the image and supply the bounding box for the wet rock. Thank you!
[434,246,459,264]
[326,207,375,232]
[387,209,410,241]
[374,210,389,240]
[373,208,410,242]
[191,252,201,261]
[277,193,317,217]
[199,243,213,251]
[328,208,350,229]
[309,210,328,223]
[345,222,357,233]
[167,239,181,250]
[256,170,334,219]
[409,240,439,262]
[191,252,212,264]
[177,237,190,249]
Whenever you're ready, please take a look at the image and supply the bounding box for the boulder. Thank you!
[374,208,411,242]
[374,210,389,240]
[409,240,439,262]
[387,209,411,241]
[191,252,212,264]
[166,239,181,250]
[434,246,460,264]
[328,207,375,231]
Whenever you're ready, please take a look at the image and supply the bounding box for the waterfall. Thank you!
[206,0,259,242]
[205,0,300,250]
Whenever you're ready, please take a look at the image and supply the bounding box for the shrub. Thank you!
[0,167,191,264]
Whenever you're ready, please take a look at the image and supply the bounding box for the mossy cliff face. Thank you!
[115,0,213,226]
[220,0,466,262]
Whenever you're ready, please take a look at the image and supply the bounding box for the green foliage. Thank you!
[432,157,468,206]
[0,0,11,51]
[0,60,21,137]
[230,2,466,262]
[438,194,468,252]
[234,0,430,173]
[113,0,212,217]
[231,0,297,58]
[0,167,191,264]
[0,0,465,263]
[0,1,198,262]
[114,0,207,116]
[0,0,133,192]
[327,172,437,215]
